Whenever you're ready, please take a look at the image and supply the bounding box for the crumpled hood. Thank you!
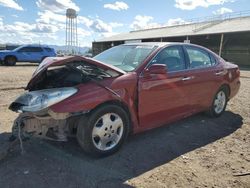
[26,56,126,90]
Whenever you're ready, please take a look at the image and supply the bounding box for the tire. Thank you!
[207,87,228,117]
[4,56,16,66]
[76,104,130,157]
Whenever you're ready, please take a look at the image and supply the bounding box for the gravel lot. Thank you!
[0,63,249,188]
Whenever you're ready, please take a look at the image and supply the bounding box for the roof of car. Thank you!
[19,44,52,48]
[121,42,198,48]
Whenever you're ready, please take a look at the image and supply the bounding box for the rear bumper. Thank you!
[229,79,240,99]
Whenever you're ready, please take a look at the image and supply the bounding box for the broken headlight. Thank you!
[9,87,77,112]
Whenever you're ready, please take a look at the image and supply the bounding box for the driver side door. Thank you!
[138,45,192,129]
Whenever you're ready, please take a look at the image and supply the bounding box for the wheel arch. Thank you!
[5,55,17,61]
[220,84,231,99]
[88,100,133,134]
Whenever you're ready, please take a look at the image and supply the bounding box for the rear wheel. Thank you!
[207,87,228,117]
[4,56,16,66]
[76,104,130,157]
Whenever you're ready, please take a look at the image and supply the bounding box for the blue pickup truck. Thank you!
[0,44,56,66]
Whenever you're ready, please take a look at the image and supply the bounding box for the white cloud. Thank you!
[0,0,23,10]
[109,22,124,28]
[36,9,116,42]
[0,17,62,44]
[104,1,129,11]
[130,16,188,30]
[3,21,58,34]
[31,23,59,33]
[213,7,233,15]
[101,32,118,38]
[175,0,234,10]
[79,17,121,38]
[37,10,65,24]
[166,18,187,26]
[0,17,3,27]
[130,15,160,30]
[36,0,80,13]
[77,27,91,38]
[78,16,93,27]
[90,19,112,33]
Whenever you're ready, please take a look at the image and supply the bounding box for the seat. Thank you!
[190,61,204,68]
[162,56,183,71]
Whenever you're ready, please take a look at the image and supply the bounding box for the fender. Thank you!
[50,72,140,133]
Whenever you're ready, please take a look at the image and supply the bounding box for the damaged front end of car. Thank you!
[8,56,124,142]
[9,87,78,141]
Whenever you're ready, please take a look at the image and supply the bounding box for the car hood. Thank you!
[0,50,11,52]
[26,56,126,90]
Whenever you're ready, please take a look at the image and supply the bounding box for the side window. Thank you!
[186,46,214,69]
[18,47,43,52]
[31,47,43,52]
[152,46,186,72]
[44,47,52,52]
[18,47,30,52]
[209,54,217,65]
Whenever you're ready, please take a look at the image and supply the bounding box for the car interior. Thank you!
[154,48,185,72]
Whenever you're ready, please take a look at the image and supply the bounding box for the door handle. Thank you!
[215,71,224,76]
[215,70,226,76]
[181,76,193,81]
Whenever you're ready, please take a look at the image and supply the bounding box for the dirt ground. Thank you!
[0,63,249,188]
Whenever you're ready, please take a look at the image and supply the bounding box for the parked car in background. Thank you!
[9,42,240,157]
[0,44,56,66]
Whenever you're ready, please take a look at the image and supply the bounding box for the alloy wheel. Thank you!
[92,113,124,151]
[214,90,226,114]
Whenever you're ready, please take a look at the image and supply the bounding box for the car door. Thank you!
[29,47,44,62]
[17,47,31,61]
[18,47,44,62]
[138,45,193,129]
[183,45,224,112]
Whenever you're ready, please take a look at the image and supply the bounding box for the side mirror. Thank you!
[146,64,167,75]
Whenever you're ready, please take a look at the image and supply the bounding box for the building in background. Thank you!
[93,11,250,67]
[65,8,78,55]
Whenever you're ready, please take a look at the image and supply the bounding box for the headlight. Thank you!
[9,87,77,112]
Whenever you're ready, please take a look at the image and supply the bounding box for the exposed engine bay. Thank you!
[29,61,118,91]
[9,60,120,142]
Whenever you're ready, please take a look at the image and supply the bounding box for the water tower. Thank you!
[65,8,78,55]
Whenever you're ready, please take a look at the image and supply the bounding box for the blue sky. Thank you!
[0,0,249,46]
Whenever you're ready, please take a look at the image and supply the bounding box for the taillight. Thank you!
[236,67,240,76]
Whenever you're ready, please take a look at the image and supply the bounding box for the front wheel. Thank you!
[4,56,16,66]
[76,104,130,157]
[207,87,228,117]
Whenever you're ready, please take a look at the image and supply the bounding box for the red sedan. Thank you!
[9,43,240,157]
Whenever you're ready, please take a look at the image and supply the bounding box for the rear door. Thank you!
[183,45,224,112]
[17,47,44,62]
[138,45,192,128]
[29,47,44,62]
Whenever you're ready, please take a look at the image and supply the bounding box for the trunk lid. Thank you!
[26,56,126,90]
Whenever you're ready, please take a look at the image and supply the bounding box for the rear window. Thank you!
[186,46,216,69]
[44,47,53,52]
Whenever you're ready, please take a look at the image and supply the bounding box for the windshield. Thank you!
[13,46,24,51]
[93,45,157,72]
